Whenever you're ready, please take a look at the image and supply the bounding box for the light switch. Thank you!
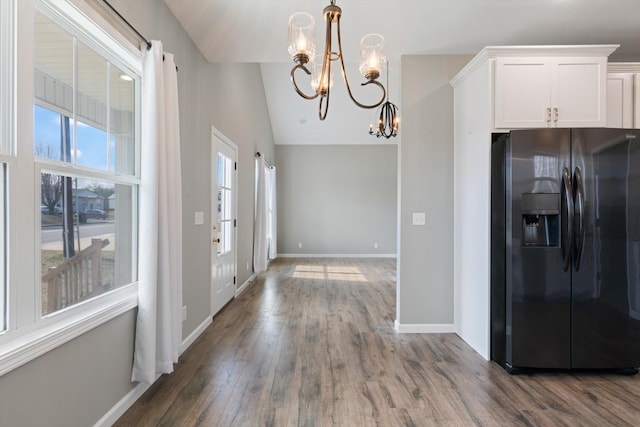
[194,211,204,225]
[412,212,426,226]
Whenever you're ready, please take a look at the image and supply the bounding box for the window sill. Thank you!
[0,283,138,377]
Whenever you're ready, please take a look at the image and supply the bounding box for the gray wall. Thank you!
[0,311,136,427]
[276,144,397,255]
[0,1,275,426]
[397,55,474,326]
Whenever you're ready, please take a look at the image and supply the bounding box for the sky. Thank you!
[34,104,115,171]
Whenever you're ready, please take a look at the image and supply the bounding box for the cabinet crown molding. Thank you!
[608,62,640,73]
[451,44,619,87]
[482,44,619,58]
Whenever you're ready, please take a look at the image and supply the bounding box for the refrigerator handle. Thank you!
[561,167,574,272]
[573,167,585,271]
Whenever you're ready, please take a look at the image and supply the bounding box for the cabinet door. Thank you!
[606,73,634,128]
[494,57,551,129]
[552,57,607,127]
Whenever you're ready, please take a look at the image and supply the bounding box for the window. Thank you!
[0,0,142,374]
[0,0,13,333]
[34,8,137,315]
[216,153,233,255]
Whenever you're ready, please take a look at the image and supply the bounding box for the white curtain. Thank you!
[253,156,268,273]
[267,166,277,260]
[132,41,183,384]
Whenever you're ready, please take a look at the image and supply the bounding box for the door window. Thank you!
[216,153,233,256]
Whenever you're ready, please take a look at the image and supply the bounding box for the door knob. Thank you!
[213,238,220,244]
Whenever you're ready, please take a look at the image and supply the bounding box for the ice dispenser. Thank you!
[521,193,560,247]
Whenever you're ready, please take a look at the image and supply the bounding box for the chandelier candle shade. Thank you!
[288,0,387,120]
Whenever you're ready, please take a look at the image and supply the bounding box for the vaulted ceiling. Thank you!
[163,0,640,145]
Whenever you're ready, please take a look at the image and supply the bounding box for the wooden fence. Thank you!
[42,238,110,313]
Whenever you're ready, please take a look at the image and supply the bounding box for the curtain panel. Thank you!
[253,156,268,273]
[132,41,183,384]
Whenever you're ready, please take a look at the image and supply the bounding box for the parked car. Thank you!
[73,209,107,223]
[83,209,108,220]
[40,205,62,215]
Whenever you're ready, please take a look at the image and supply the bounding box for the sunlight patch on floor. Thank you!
[292,264,367,282]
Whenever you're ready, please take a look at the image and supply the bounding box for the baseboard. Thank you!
[394,320,456,333]
[93,375,158,427]
[235,273,256,296]
[180,316,212,355]
[278,253,397,258]
[96,316,212,427]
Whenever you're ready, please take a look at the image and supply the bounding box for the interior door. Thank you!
[211,128,237,316]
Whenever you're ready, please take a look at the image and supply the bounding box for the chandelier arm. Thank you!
[291,64,320,100]
[383,102,394,138]
[319,53,332,120]
[376,101,398,138]
[319,11,332,98]
[335,18,386,109]
[319,92,329,120]
[316,10,335,120]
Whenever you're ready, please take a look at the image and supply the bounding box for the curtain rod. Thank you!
[101,0,178,71]
[102,0,152,50]
[255,152,273,168]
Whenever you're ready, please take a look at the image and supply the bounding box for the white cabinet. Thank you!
[607,63,640,129]
[494,56,608,129]
[450,44,618,361]
[607,73,634,128]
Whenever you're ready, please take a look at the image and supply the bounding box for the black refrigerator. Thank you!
[491,128,640,373]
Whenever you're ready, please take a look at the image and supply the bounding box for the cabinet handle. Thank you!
[553,107,559,124]
[546,107,551,123]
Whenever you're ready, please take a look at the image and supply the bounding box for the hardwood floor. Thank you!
[114,257,640,426]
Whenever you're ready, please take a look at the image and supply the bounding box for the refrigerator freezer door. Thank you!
[508,129,572,369]
[571,128,640,369]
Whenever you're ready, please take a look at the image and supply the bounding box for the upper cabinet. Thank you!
[494,51,614,129]
[450,45,618,132]
[607,63,640,129]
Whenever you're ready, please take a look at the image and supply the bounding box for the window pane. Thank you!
[40,174,134,315]
[34,11,74,162]
[77,119,108,169]
[77,41,108,169]
[110,64,135,174]
[216,153,234,257]
[35,105,68,160]
[217,153,223,185]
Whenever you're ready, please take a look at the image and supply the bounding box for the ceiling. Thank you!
[162,0,640,145]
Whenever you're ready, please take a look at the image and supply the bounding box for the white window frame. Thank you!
[0,0,143,376]
[0,0,16,335]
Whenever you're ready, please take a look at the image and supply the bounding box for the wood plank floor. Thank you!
[114,257,640,426]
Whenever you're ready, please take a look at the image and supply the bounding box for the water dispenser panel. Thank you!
[521,193,560,247]
[522,193,560,215]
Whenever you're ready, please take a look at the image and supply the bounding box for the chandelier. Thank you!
[369,62,399,139]
[287,0,387,120]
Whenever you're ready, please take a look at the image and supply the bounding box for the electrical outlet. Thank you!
[182,306,187,321]
[374,242,378,249]
[246,261,250,271]
[298,242,302,248]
